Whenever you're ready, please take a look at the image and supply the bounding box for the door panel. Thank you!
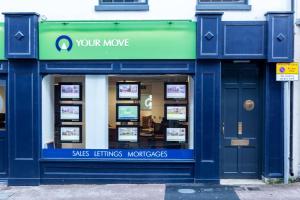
[223,147,238,173]
[223,88,239,138]
[239,147,257,173]
[221,64,261,179]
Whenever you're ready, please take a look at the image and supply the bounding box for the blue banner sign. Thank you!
[42,149,194,160]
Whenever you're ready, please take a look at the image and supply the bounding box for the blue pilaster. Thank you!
[3,13,40,186]
[196,13,223,59]
[265,12,294,62]
[263,63,284,178]
[3,13,39,59]
[194,61,221,183]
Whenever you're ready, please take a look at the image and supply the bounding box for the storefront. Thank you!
[0,12,294,185]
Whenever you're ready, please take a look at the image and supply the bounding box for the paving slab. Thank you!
[0,183,300,200]
[165,183,300,200]
[0,184,165,200]
[236,183,300,200]
[165,184,240,200]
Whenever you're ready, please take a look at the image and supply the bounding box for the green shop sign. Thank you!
[39,21,196,60]
[0,23,4,60]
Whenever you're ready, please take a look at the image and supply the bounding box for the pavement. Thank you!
[0,182,300,200]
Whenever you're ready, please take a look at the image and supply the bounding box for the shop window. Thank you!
[42,75,194,160]
[95,0,149,11]
[0,80,6,130]
[197,0,251,10]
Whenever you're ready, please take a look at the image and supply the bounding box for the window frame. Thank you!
[197,0,251,11]
[95,0,149,11]
[41,73,195,160]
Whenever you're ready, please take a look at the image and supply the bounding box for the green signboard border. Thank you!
[0,23,5,60]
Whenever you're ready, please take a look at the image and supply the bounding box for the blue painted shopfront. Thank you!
[0,11,293,185]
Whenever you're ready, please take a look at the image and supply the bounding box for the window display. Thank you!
[0,81,6,129]
[60,104,82,122]
[165,82,188,100]
[42,75,194,159]
[165,104,188,122]
[59,125,82,143]
[166,127,187,142]
[117,125,139,142]
[59,82,82,100]
[117,82,140,100]
[116,104,140,122]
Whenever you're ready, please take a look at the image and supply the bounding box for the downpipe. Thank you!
[289,0,295,178]
[290,82,294,177]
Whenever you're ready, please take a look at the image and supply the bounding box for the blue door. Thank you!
[0,78,7,179]
[221,64,261,179]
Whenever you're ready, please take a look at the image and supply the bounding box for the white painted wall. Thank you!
[0,0,290,22]
[293,0,300,179]
[293,73,300,178]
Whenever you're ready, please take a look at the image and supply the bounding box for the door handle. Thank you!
[238,121,243,135]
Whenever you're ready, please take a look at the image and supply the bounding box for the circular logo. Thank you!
[55,35,73,52]
[280,67,285,73]
[145,95,152,109]
[243,100,255,111]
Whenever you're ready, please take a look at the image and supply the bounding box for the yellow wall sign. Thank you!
[276,62,299,81]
